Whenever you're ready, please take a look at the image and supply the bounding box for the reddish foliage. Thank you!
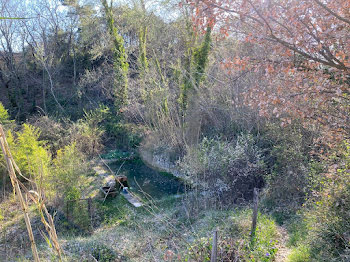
[187,0,350,144]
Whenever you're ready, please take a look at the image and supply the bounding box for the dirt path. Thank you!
[275,226,291,261]
[83,159,118,198]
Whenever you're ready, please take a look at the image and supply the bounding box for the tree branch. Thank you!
[313,0,350,25]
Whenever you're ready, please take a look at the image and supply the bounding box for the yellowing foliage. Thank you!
[0,102,12,127]
[6,124,51,181]
[51,143,87,202]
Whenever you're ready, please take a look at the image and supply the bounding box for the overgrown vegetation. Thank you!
[179,134,265,202]
[0,0,349,261]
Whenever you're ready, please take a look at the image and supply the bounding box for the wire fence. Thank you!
[66,197,94,232]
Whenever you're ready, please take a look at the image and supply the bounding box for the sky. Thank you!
[0,0,182,52]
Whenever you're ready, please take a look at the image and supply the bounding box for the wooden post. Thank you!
[4,229,7,260]
[66,201,69,223]
[2,171,5,199]
[210,230,217,262]
[87,197,92,229]
[251,188,259,241]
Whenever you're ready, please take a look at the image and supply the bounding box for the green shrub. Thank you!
[65,186,81,202]
[68,109,105,158]
[101,149,132,160]
[106,121,144,149]
[51,143,91,229]
[186,237,212,261]
[303,142,350,261]
[249,214,279,262]
[183,233,241,261]
[261,122,316,221]
[51,143,87,202]
[183,211,278,262]
[288,246,310,262]
[0,102,12,126]
[63,241,119,262]
[287,215,308,247]
[284,142,350,261]
[6,124,51,182]
[90,243,117,262]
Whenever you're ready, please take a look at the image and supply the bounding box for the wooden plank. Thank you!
[251,188,259,242]
[211,230,218,262]
[121,190,143,207]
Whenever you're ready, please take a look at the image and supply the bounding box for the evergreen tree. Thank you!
[179,25,212,112]
[101,0,129,109]
[138,0,148,74]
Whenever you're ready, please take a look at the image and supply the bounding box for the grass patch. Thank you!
[287,245,310,262]
[101,149,133,160]
[95,195,134,226]
[287,215,308,247]
[6,193,286,262]
[249,213,279,262]
[0,208,4,222]
[182,209,279,262]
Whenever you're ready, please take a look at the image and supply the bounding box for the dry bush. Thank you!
[179,134,265,206]
[29,112,105,159]
[67,120,104,158]
[29,116,67,155]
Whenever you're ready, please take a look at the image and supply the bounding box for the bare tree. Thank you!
[0,0,26,112]
[21,0,70,113]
